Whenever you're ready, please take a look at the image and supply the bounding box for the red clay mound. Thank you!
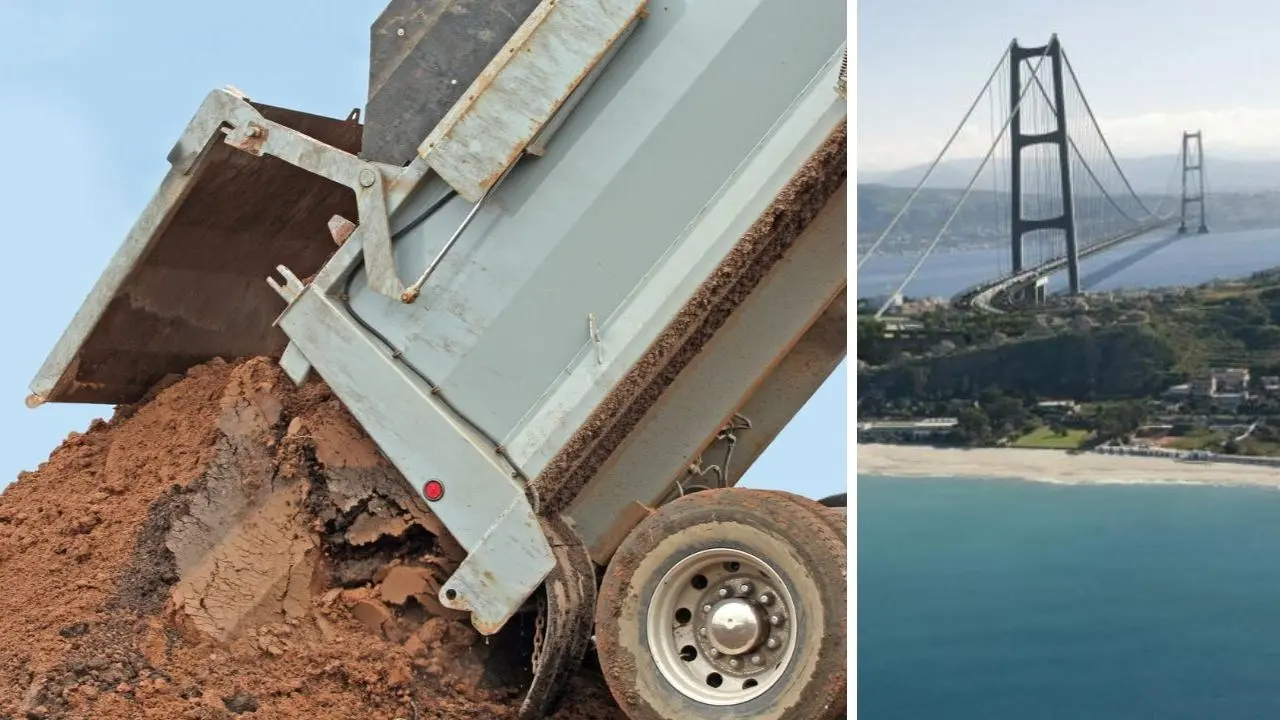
[0,357,624,719]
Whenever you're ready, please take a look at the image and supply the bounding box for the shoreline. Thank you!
[857,443,1280,488]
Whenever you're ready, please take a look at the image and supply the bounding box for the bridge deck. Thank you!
[953,218,1178,313]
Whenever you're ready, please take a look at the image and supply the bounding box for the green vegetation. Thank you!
[857,317,893,366]
[856,271,1280,455]
[860,269,1280,403]
[864,324,1177,402]
[1166,428,1227,451]
[1012,427,1091,449]
[1086,401,1152,442]
[950,406,993,447]
[1232,420,1280,456]
[1141,281,1280,372]
[938,389,1079,447]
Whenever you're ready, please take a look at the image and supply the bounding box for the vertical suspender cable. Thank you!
[1062,49,1154,217]
[1029,71,1142,227]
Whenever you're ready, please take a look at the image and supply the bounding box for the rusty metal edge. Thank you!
[528,119,849,516]
[418,0,648,202]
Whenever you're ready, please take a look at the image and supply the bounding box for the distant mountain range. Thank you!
[859,153,1280,193]
[855,181,1280,256]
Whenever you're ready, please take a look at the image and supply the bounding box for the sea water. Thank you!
[857,226,1280,300]
[858,474,1280,719]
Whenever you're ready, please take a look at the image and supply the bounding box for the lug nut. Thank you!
[699,627,708,637]
[759,593,773,605]
[738,582,752,595]
[751,655,763,666]
[703,604,712,614]
[729,658,741,669]
[718,587,731,598]
[708,648,721,658]
[769,615,782,626]
[766,637,780,650]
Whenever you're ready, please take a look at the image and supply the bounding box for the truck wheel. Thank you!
[595,489,846,720]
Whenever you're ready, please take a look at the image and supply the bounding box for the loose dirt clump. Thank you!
[0,357,624,719]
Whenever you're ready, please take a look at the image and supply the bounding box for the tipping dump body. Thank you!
[30,103,361,405]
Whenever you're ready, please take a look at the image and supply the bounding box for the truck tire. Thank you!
[595,489,846,720]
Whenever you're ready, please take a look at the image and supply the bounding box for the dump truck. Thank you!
[25,1,848,717]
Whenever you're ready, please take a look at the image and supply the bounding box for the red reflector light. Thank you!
[424,479,445,502]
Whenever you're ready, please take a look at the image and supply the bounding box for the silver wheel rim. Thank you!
[646,548,798,705]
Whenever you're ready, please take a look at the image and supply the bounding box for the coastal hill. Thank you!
[858,269,1280,453]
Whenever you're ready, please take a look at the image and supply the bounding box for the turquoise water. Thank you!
[858,474,1280,719]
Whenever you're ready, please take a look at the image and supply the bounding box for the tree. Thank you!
[1093,401,1149,442]
[857,318,892,365]
[984,395,1029,436]
[1187,395,1213,415]
[951,407,991,446]
[1213,296,1269,331]
[1239,324,1280,350]
[908,366,930,399]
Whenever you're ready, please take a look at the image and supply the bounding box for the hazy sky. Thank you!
[858,0,1280,171]
[0,1,846,499]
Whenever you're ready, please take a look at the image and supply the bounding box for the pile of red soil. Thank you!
[0,357,625,719]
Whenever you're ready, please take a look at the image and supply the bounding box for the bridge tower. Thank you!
[1009,35,1081,294]
[1179,130,1209,234]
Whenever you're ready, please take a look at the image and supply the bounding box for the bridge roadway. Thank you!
[952,218,1179,313]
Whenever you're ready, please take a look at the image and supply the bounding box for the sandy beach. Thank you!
[857,443,1280,488]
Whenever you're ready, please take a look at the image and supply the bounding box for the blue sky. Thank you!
[0,1,847,500]
[858,0,1280,170]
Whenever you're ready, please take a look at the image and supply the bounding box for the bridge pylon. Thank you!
[1179,130,1209,235]
[1009,35,1081,294]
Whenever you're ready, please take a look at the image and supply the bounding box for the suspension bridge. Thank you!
[857,34,1211,315]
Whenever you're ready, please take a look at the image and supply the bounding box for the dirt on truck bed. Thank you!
[0,357,625,720]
